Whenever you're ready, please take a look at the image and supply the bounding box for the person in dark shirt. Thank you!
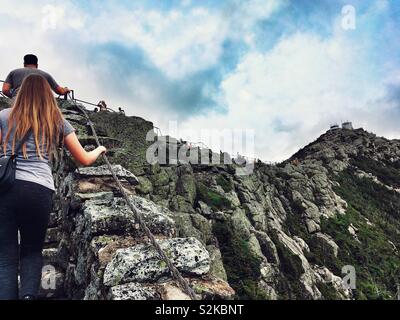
[2,54,71,98]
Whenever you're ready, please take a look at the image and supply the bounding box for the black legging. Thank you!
[0,180,53,300]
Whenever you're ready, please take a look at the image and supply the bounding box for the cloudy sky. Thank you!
[0,0,399,162]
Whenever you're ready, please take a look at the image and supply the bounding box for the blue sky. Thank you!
[0,0,399,161]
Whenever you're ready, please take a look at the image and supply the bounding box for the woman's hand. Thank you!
[97,146,107,155]
[86,145,107,164]
[64,132,107,166]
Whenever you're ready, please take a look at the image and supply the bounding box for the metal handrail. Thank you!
[1,79,269,166]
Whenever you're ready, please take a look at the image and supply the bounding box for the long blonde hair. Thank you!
[3,74,64,159]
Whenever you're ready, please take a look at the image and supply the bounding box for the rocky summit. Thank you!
[1,97,399,300]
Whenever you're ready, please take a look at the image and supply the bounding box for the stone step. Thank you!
[45,227,60,245]
[108,282,160,300]
[107,277,235,300]
[43,248,59,266]
[79,195,176,238]
[48,212,58,228]
[63,113,87,125]
[103,237,210,287]
[76,164,139,185]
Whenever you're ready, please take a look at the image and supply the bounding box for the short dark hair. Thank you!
[24,54,38,65]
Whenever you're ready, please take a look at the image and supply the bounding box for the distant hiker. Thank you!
[2,54,71,99]
[97,100,108,112]
[291,158,300,166]
[94,107,99,113]
[0,74,106,300]
[118,107,125,115]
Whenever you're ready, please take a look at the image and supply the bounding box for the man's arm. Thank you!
[2,82,12,98]
[45,72,71,96]
[55,86,71,96]
[2,71,13,98]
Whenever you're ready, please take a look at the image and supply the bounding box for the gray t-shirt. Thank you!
[0,108,75,191]
[5,68,60,98]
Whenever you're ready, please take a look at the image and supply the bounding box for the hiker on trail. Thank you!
[97,100,108,112]
[118,107,125,115]
[1,54,71,99]
[0,74,106,300]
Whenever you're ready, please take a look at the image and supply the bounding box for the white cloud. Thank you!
[77,0,281,79]
[179,31,396,162]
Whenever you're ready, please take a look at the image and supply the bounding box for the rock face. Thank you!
[1,97,399,300]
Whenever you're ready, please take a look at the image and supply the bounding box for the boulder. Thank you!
[81,196,176,237]
[311,233,339,258]
[103,237,210,286]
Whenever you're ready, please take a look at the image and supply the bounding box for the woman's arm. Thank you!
[64,132,106,166]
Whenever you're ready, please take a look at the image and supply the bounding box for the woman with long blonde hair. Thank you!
[0,74,106,300]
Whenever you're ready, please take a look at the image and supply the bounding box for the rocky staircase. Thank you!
[38,101,234,300]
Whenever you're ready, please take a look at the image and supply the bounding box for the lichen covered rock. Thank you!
[103,237,210,286]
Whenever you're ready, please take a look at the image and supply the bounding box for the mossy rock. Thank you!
[176,174,197,204]
[274,241,304,281]
[171,212,204,243]
[169,195,195,213]
[206,245,228,281]
[196,182,232,211]
[216,175,234,193]
[135,176,153,195]
[89,110,154,170]
[213,219,268,299]
[150,169,170,187]
[191,214,212,245]
[316,282,342,300]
